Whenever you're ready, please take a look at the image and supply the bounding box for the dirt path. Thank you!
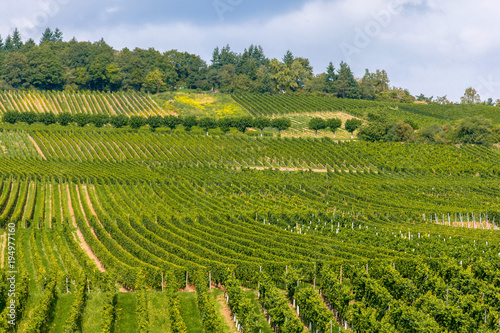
[27,134,47,160]
[66,185,106,272]
[217,293,238,333]
[81,185,103,227]
[0,233,6,269]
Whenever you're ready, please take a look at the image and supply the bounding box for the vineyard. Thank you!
[0,90,167,117]
[232,93,500,127]
[0,125,498,332]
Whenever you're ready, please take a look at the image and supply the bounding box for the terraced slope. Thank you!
[0,127,498,331]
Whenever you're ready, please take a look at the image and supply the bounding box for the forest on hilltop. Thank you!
[0,28,418,102]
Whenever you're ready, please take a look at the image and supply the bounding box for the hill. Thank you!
[0,90,167,116]
[233,92,500,127]
[0,125,498,330]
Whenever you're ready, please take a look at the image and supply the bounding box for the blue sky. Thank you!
[2,0,500,102]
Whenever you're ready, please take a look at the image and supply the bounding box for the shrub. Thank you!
[57,112,73,126]
[109,115,129,128]
[129,116,146,129]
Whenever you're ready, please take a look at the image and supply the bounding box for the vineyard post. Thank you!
[186,271,188,288]
[87,278,90,293]
[161,273,164,292]
[209,271,211,291]
[258,266,262,298]
[66,277,69,294]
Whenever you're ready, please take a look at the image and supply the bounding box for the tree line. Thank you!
[356,112,500,146]
[0,28,416,102]
[1,110,292,135]
[308,117,363,138]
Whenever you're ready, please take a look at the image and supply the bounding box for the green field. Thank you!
[0,93,498,332]
[233,92,500,127]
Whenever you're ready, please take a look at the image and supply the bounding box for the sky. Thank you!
[1,0,500,102]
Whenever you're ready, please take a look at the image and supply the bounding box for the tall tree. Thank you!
[282,50,294,67]
[4,35,13,52]
[325,62,337,93]
[53,28,63,42]
[40,28,54,44]
[335,61,360,99]
[1,52,28,88]
[461,87,481,104]
[11,29,23,51]
[26,44,63,90]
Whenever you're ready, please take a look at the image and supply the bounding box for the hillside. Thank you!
[0,122,498,331]
[233,92,500,127]
[0,90,167,116]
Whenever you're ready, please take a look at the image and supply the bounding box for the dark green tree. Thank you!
[19,111,38,125]
[56,112,73,126]
[282,50,294,67]
[109,114,129,128]
[271,117,292,135]
[73,113,91,127]
[26,44,63,90]
[2,111,19,124]
[326,118,342,138]
[40,28,54,44]
[147,115,162,132]
[2,52,28,88]
[53,28,63,42]
[182,116,198,134]
[162,115,183,134]
[308,117,327,137]
[11,29,23,51]
[90,114,109,128]
[217,117,233,135]
[197,117,217,135]
[253,117,271,137]
[455,116,492,145]
[129,115,146,129]
[38,112,57,125]
[335,61,360,99]
[233,116,253,134]
[325,62,337,93]
[345,118,363,139]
